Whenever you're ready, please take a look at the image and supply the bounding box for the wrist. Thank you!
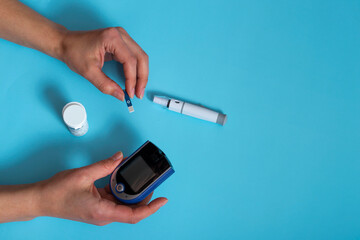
[29,181,48,218]
[0,183,44,222]
[33,178,66,219]
[50,25,68,61]
[19,182,45,220]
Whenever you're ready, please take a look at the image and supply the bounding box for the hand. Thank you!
[59,27,149,101]
[37,152,167,225]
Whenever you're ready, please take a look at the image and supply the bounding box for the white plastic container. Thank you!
[62,102,88,136]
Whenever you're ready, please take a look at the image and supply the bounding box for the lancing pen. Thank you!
[153,96,227,126]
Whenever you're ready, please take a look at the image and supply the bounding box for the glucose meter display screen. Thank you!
[120,156,156,193]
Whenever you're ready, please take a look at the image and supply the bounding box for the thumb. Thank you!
[83,151,124,181]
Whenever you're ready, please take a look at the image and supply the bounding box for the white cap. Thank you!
[62,102,87,129]
[153,96,169,107]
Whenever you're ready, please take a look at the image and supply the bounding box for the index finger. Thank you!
[110,38,137,98]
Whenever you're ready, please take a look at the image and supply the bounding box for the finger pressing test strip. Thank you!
[124,90,134,113]
[153,95,227,125]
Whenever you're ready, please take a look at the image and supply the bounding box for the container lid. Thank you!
[62,102,87,129]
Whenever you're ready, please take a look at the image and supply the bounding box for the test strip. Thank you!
[124,90,134,113]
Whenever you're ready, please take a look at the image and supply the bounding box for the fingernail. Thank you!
[113,90,124,101]
[112,151,123,161]
[160,199,168,207]
[130,88,135,99]
[140,88,145,99]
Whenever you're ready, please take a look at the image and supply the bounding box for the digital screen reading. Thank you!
[120,155,156,193]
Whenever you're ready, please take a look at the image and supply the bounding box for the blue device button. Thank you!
[116,183,125,193]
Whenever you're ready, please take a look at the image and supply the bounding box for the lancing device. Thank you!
[153,96,227,125]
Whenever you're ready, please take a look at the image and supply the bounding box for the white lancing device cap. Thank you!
[153,96,169,107]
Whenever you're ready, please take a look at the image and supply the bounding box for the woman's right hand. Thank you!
[59,27,149,101]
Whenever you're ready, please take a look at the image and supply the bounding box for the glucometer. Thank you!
[110,141,174,204]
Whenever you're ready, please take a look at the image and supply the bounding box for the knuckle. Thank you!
[81,65,96,79]
[99,159,113,171]
[88,208,103,221]
[101,27,119,41]
[72,170,89,184]
[105,27,118,35]
[139,51,149,62]
[98,81,115,95]
[128,211,139,224]
[116,26,127,35]
[127,55,137,66]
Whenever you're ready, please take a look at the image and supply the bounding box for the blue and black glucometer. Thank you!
[110,141,174,204]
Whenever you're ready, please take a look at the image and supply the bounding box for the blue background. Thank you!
[0,0,359,239]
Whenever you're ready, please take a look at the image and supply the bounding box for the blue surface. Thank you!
[0,0,359,239]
